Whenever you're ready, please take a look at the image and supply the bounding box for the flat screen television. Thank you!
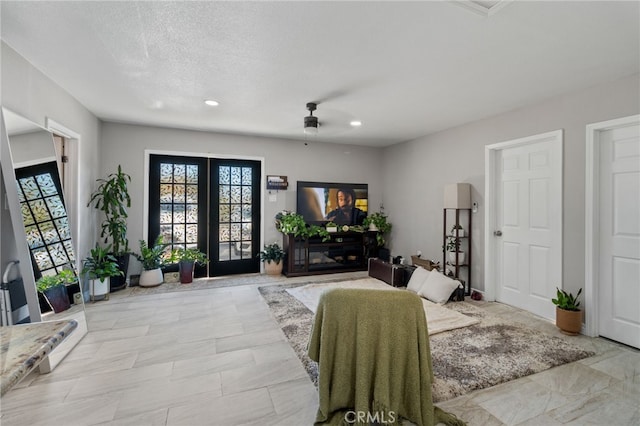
[297,181,368,226]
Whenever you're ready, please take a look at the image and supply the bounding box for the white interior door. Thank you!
[598,123,640,348]
[492,131,563,320]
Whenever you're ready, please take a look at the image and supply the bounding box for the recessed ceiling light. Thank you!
[204,99,219,106]
[350,120,362,127]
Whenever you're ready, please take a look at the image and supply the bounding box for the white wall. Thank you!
[383,73,640,296]
[1,42,101,263]
[99,123,384,254]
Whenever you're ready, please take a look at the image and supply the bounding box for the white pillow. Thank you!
[418,271,461,304]
[406,266,430,293]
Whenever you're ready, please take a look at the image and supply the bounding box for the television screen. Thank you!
[297,181,368,226]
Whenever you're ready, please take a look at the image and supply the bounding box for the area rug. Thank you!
[286,277,479,335]
[258,282,596,402]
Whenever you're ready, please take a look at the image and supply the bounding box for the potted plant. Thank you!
[443,237,465,265]
[275,211,330,241]
[325,221,338,233]
[81,245,122,301]
[552,287,583,335]
[133,236,167,287]
[275,211,308,237]
[363,212,392,246]
[258,243,286,275]
[170,247,208,284]
[58,268,81,304]
[444,237,465,265]
[451,224,465,237]
[36,272,72,313]
[87,165,132,291]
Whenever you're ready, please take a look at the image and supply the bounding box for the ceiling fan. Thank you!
[304,102,319,134]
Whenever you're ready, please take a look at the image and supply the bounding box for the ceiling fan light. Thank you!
[304,115,318,134]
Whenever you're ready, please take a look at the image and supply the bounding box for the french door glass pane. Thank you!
[15,167,74,276]
[158,162,201,254]
[218,164,253,262]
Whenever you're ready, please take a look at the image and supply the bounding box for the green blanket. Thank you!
[308,288,466,426]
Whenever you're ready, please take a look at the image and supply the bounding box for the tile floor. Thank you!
[1,272,638,425]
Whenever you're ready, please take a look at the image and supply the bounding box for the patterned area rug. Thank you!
[258,282,596,402]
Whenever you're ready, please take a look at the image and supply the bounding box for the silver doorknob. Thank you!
[494,230,502,236]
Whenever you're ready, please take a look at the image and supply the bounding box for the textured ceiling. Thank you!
[1,1,638,147]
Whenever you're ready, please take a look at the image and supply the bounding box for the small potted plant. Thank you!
[81,244,122,301]
[36,272,72,313]
[363,212,392,246]
[451,224,465,237]
[325,221,338,233]
[275,211,308,237]
[444,237,465,265]
[552,287,583,335]
[170,247,208,284]
[133,236,167,287]
[258,243,285,275]
[275,211,330,241]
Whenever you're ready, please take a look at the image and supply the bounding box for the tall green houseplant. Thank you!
[88,165,131,290]
[88,165,132,255]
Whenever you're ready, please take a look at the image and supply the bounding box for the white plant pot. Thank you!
[369,223,379,232]
[449,251,466,265]
[326,226,338,233]
[89,277,110,301]
[452,229,465,237]
[139,268,164,287]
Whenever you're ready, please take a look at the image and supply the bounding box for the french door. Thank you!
[210,159,261,276]
[148,155,261,277]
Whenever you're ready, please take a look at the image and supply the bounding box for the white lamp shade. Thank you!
[444,183,471,209]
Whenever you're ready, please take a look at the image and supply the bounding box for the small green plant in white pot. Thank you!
[444,237,465,265]
[363,212,392,246]
[451,224,465,237]
[134,236,167,287]
[82,245,122,301]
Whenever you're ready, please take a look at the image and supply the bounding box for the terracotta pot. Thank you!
[556,306,583,335]
[264,260,283,276]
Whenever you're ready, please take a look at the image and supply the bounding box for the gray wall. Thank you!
[8,130,56,166]
[1,42,101,266]
[383,72,640,296]
[99,123,384,258]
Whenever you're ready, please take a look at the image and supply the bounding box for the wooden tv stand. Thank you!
[282,231,370,277]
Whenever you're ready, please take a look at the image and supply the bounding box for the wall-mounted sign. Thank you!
[266,175,288,190]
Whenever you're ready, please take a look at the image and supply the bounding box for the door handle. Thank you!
[494,230,502,237]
